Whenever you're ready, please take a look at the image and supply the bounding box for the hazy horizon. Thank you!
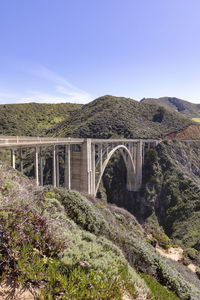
[1,95,200,106]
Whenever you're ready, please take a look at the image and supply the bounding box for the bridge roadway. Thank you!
[0,135,158,196]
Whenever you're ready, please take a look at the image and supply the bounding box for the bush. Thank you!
[47,189,109,235]
[0,205,138,299]
[49,189,200,299]
[153,231,171,250]
[183,248,200,265]
[196,267,200,279]
[140,273,179,300]
[0,206,63,279]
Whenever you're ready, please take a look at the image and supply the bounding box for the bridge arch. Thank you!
[95,145,136,197]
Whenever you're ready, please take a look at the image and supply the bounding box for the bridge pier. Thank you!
[91,143,96,196]
[20,148,23,174]
[34,146,39,186]
[40,147,43,186]
[70,139,92,194]
[52,145,56,187]
[56,146,59,187]
[64,144,71,189]
[134,140,143,190]
[11,148,15,169]
[99,144,103,173]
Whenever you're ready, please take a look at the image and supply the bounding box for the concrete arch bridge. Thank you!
[0,136,158,197]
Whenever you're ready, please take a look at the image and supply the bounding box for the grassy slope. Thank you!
[0,102,81,136]
[141,97,200,120]
[48,95,194,139]
[1,163,199,299]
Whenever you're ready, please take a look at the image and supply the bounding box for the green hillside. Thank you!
[98,140,200,269]
[1,161,200,299]
[147,141,200,250]
[1,96,200,298]
[141,97,200,120]
[49,95,194,139]
[0,96,197,140]
[0,102,81,136]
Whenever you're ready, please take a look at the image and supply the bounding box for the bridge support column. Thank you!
[126,161,134,191]
[20,149,23,174]
[11,148,15,169]
[135,140,143,190]
[64,144,71,189]
[125,142,135,191]
[130,143,134,157]
[34,146,39,186]
[99,144,102,173]
[91,143,96,196]
[133,145,137,166]
[70,138,94,195]
[56,146,59,187]
[142,143,145,164]
[52,145,56,187]
[78,139,92,194]
[40,147,43,186]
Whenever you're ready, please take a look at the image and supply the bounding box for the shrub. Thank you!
[0,205,139,299]
[183,248,200,266]
[0,206,64,280]
[48,189,110,235]
[53,189,200,299]
[196,267,200,279]
[153,230,171,250]
[140,273,179,300]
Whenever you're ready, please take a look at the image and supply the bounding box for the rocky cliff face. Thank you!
[166,124,200,140]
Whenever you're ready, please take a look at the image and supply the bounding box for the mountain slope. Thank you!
[141,97,200,120]
[49,95,196,139]
[148,141,200,250]
[0,102,81,136]
[0,161,200,299]
[98,140,200,263]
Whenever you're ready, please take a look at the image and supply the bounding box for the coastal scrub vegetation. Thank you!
[0,162,200,299]
[0,102,81,136]
[48,95,193,139]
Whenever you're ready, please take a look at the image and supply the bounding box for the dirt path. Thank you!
[156,246,183,261]
[156,246,197,272]
[188,263,197,272]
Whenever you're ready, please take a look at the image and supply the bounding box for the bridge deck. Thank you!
[0,136,84,148]
[91,138,158,143]
[0,135,159,148]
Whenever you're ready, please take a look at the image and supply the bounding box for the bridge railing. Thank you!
[0,136,84,147]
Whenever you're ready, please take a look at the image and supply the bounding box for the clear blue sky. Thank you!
[0,0,200,104]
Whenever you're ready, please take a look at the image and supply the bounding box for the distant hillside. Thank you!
[0,102,81,136]
[49,95,196,139]
[141,97,200,121]
[1,96,200,140]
